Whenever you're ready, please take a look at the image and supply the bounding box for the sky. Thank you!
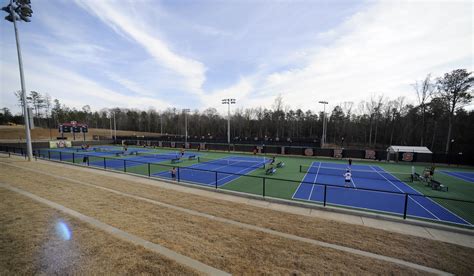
[0,0,472,115]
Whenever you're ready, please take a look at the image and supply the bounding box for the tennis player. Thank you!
[344,169,352,187]
[170,167,177,180]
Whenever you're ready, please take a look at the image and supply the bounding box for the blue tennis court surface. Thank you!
[293,162,471,226]
[152,156,268,186]
[44,148,194,170]
[441,171,474,183]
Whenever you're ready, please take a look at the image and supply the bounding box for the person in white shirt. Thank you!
[344,169,352,187]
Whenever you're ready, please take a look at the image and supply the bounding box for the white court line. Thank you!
[292,161,317,199]
[441,171,474,183]
[308,162,322,200]
[374,166,471,225]
[368,165,440,221]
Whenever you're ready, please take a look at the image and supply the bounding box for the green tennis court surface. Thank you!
[35,145,474,227]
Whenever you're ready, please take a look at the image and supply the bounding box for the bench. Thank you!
[265,167,276,175]
[171,158,182,164]
[188,155,197,160]
[276,161,285,168]
[413,172,428,182]
[430,180,448,192]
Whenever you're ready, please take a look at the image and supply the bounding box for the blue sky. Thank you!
[1,0,472,115]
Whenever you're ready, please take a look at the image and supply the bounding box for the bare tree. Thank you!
[412,74,434,146]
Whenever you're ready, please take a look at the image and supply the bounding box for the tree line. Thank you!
[1,69,472,153]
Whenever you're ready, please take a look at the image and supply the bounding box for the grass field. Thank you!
[32,145,474,227]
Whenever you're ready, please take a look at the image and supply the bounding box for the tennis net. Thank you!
[93,147,124,154]
[299,165,412,182]
[135,152,179,159]
[198,157,266,169]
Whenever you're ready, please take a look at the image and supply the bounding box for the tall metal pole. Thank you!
[10,1,32,160]
[227,103,230,146]
[222,99,236,151]
[182,109,190,146]
[160,114,163,134]
[113,112,117,141]
[318,101,328,148]
[109,115,113,138]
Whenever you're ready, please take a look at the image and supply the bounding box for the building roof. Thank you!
[386,145,432,154]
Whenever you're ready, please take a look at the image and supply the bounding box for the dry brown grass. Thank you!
[0,160,429,275]
[0,125,160,141]
[0,188,199,275]
[10,158,473,275]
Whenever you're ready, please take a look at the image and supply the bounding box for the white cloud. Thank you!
[74,0,206,96]
[237,0,473,112]
[1,55,170,113]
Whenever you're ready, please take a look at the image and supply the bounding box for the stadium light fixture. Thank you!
[318,101,328,148]
[2,0,33,160]
[222,99,236,151]
[183,109,190,145]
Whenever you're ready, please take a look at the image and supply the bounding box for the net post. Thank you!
[148,163,151,177]
[403,193,408,219]
[72,152,75,164]
[87,155,90,166]
[103,157,107,170]
[48,150,51,160]
[215,171,218,189]
[59,151,62,161]
[299,165,302,173]
[124,160,127,173]
[323,185,327,206]
[177,167,180,182]
[263,177,266,197]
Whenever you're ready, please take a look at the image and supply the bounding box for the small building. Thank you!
[386,145,432,162]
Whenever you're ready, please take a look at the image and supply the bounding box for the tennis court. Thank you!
[30,146,474,227]
[441,171,474,183]
[153,156,269,187]
[292,162,471,226]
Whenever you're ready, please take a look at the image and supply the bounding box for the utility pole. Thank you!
[160,113,163,134]
[113,111,117,141]
[183,109,190,146]
[318,101,328,148]
[2,0,34,160]
[222,98,236,151]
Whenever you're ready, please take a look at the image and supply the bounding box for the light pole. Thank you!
[183,109,190,146]
[318,101,328,148]
[222,98,236,151]
[113,111,117,141]
[3,0,33,160]
[160,113,163,134]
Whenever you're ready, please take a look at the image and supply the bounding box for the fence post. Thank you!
[323,185,327,206]
[148,163,151,177]
[403,193,408,219]
[263,177,266,197]
[124,160,127,172]
[59,152,62,161]
[215,171,218,189]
